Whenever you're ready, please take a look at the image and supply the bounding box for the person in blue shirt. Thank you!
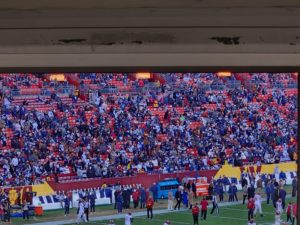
[278,187,287,209]
[223,176,230,193]
[232,184,238,202]
[265,181,272,205]
[116,191,123,214]
[140,187,146,209]
[228,184,233,202]
[89,190,96,213]
[217,183,224,202]
[150,183,158,202]
[64,196,70,216]
[182,189,188,208]
[279,171,286,181]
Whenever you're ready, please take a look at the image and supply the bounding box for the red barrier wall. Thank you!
[50,170,218,192]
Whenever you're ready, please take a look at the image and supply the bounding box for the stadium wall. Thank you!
[49,170,218,192]
[49,162,296,192]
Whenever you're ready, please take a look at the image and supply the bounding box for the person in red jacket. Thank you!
[146,196,154,219]
[286,202,292,223]
[192,203,200,225]
[132,190,140,209]
[292,202,297,225]
[248,198,255,221]
[200,197,208,220]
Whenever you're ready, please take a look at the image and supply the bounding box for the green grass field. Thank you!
[71,197,297,225]
[7,189,296,225]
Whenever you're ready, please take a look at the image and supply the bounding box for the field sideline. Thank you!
[68,197,296,225]
[18,195,296,225]
[5,186,293,225]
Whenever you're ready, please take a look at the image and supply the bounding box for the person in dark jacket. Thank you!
[150,183,158,202]
[279,187,286,209]
[292,176,297,197]
[218,183,224,202]
[272,187,279,208]
[232,184,238,202]
[140,187,146,209]
[114,189,119,209]
[89,190,96,213]
[228,185,233,202]
[247,185,255,200]
[241,175,248,188]
[64,196,70,216]
[116,192,123,214]
[208,183,214,200]
[192,182,197,198]
[174,188,182,210]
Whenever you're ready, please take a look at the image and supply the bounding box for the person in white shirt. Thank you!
[163,220,171,225]
[247,219,256,225]
[274,211,281,225]
[253,193,263,217]
[276,198,283,214]
[125,212,133,225]
[167,191,173,210]
[76,199,87,224]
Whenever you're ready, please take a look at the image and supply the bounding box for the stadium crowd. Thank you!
[0,73,297,187]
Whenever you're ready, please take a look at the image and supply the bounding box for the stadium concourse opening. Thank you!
[0,72,297,225]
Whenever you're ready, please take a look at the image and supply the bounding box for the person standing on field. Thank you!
[292,202,297,225]
[174,188,182,210]
[188,189,194,209]
[192,203,200,225]
[200,197,208,220]
[286,202,292,223]
[291,176,297,197]
[125,212,133,225]
[247,197,255,221]
[167,191,173,210]
[146,196,154,219]
[253,192,263,217]
[132,189,140,209]
[242,184,248,204]
[76,199,87,224]
[210,194,219,215]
